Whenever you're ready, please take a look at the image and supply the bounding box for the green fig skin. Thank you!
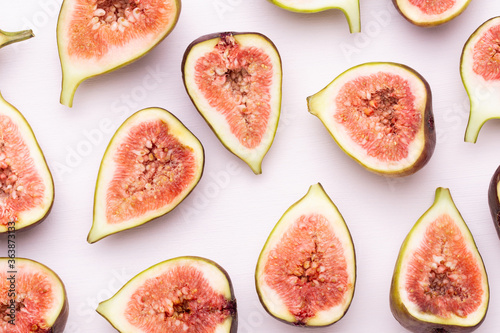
[390,188,489,333]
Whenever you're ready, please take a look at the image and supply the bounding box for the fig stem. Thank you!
[0,29,34,49]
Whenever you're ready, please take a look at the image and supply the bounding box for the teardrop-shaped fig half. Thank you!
[390,188,489,333]
[88,107,204,243]
[0,28,33,49]
[393,0,471,27]
[182,32,282,174]
[268,0,361,33]
[255,183,356,327]
[97,256,237,333]
[461,16,500,143]
[0,93,54,233]
[488,165,500,239]
[57,0,181,107]
[308,62,435,177]
[0,257,68,332]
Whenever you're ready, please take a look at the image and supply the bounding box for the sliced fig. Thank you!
[390,188,489,333]
[0,28,33,49]
[461,17,500,143]
[0,93,54,233]
[255,183,356,327]
[307,62,435,177]
[88,107,204,243]
[97,256,237,332]
[488,165,500,239]
[0,257,68,332]
[393,0,471,27]
[268,0,361,33]
[57,0,181,107]
[182,32,282,174]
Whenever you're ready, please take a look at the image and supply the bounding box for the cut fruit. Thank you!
[308,62,435,177]
[88,107,204,243]
[461,16,500,143]
[0,257,68,333]
[182,32,282,174]
[488,165,500,239]
[97,256,237,333]
[390,188,489,333]
[255,183,356,326]
[0,92,54,233]
[57,0,181,107]
[0,28,34,49]
[268,0,361,33]
[393,0,471,26]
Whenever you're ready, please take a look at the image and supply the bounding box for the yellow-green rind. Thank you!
[255,183,356,327]
[390,188,489,333]
[268,0,360,33]
[87,107,204,243]
[57,0,181,107]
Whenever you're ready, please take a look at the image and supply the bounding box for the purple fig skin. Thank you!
[488,165,500,239]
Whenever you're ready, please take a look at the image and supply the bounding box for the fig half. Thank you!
[0,257,68,332]
[255,183,356,327]
[0,28,33,49]
[57,0,181,107]
[488,165,500,239]
[393,0,471,27]
[307,62,435,177]
[461,17,500,143]
[0,92,54,233]
[182,32,282,174]
[390,188,489,333]
[88,107,204,243]
[268,0,361,33]
[97,256,237,332]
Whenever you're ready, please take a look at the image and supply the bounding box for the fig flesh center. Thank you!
[408,0,455,15]
[69,0,174,59]
[0,116,45,226]
[194,34,273,149]
[125,265,234,332]
[473,24,500,81]
[264,214,350,324]
[335,73,420,162]
[406,214,483,318]
[106,120,197,224]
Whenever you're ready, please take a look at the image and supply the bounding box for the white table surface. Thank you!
[1,1,500,332]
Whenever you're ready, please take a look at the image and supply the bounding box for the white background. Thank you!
[1,0,500,332]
